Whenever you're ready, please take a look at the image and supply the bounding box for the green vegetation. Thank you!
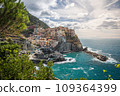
[0,42,55,80]
[36,61,54,80]
[0,41,119,80]
[21,13,49,37]
[27,13,49,29]
[0,0,29,38]
[0,0,119,80]
[0,0,53,80]
[21,28,33,37]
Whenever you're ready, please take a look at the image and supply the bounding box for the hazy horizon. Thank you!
[76,29,120,39]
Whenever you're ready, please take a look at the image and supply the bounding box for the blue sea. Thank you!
[52,39,120,80]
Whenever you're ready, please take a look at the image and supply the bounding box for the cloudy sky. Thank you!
[22,0,120,39]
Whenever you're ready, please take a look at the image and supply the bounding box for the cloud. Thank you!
[22,0,120,38]
[22,0,58,18]
[22,0,57,17]
[40,10,60,20]
[23,0,57,10]
[40,11,51,17]
[27,3,42,12]
[105,0,119,9]
[65,3,75,9]
[98,21,120,29]
[39,0,120,31]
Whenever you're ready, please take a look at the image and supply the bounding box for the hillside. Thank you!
[22,13,49,37]
[27,13,49,28]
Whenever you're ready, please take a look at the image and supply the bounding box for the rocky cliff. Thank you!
[53,29,108,62]
[54,34,83,53]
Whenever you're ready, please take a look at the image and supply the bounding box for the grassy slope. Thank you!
[22,13,49,37]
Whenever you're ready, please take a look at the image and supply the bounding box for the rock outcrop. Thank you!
[49,51,65,62]
[83,47,108,61]
[53,31,108,62]
[54,35,83,53]
[30,48,66,64]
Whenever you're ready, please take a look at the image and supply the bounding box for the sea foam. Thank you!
[72,67,89,76]
[83,46,118,64]
[92,57,118,64]
[54,57,76,64]
[83,70,89,76]
[72,67,84,70]
[83,46,102,54]
[89,67,94,70]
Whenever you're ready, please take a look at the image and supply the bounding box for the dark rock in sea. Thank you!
[49,51,66,62]
[84,50,108,61]
[52,33,108,62]
[83,47,88,51]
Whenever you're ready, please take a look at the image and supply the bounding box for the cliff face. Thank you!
[54,34,83,53]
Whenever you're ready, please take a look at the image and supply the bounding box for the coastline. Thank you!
[20,26,108,63]
[52,39,120,80]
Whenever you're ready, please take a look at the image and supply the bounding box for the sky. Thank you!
[22,0,120,39]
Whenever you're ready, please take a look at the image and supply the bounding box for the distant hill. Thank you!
[27,13,49,29]
[21,13,49,37]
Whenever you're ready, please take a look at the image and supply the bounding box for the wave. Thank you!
[83,70,89,76]
[75,54,79,58]
[72,67,89,76]
[54,57,76,64]
[83,46,118,64]
[72,67,84,70]
[89,67,94,70]
[83,46,102,54]
[92,57,118,64]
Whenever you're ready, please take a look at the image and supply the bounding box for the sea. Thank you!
[52,39,120,80]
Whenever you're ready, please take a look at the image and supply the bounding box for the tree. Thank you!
[0,42,55,80]
[35,61,55,80]
[0,0,29,37]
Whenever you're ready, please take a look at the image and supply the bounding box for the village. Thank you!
[0,25,108,63]
[25,26,78,63]
[28,26,76,49]
[0,25,79,63]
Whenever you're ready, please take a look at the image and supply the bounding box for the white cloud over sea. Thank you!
[22,0,120,39]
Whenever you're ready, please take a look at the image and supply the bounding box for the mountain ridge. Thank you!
[21,13,49,37]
